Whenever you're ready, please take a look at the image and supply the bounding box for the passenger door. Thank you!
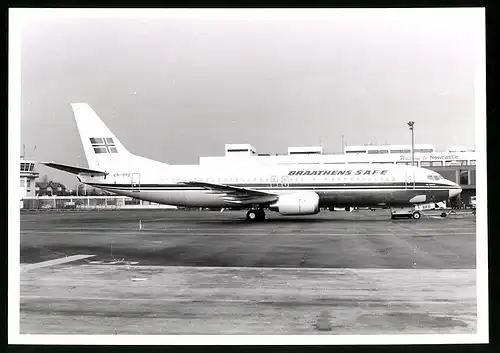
[405,169,415,189]
[131,173,141,192]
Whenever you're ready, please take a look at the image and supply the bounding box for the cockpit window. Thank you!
[427,174,443,181]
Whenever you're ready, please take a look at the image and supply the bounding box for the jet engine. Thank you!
[269,191,320,215]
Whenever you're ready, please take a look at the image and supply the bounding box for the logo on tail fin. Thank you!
[89,137,117,154]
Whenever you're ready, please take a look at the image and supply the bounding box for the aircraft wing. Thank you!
[179,181,278,204]
[40,162,108,176]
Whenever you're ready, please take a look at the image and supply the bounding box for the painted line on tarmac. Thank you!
[21,230,476,236]
[52,228,477,232]
[22,228,477,233]
[19,294,257,303]
[25,225,476,231]
[21,255,95,272]
[385,228,476,231]
[19,294,467,305]
[73,264,475,272]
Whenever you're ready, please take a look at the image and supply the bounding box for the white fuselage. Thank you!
[81,160,461,208]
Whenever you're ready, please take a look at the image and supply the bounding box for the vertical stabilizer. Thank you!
[71,103,132,171]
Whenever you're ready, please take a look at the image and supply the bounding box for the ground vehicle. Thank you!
[390,202,448,219]
[391,207,422,219]
[470,196,476,209]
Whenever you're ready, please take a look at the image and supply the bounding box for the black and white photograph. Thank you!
[9,8,488,345]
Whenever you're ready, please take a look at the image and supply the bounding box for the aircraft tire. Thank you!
[440,212,447,218]
[412,211,421,220]
[256,209,266,221]
[246,210,258,221]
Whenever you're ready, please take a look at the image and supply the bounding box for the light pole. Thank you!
[407,121,415,166]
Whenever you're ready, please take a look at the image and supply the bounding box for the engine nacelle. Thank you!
[269,192,320,215]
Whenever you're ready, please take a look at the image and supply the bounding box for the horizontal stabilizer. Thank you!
[40,162,108,176]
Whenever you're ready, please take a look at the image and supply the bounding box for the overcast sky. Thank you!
[18,9,483,188]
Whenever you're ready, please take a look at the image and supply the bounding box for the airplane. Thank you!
[41,103,462,221]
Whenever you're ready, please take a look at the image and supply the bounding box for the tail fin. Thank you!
[71,103,133,171]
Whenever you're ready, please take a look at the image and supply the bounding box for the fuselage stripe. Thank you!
[89,182,458,189]
[88,184,456,193]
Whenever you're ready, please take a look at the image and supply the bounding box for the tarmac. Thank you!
[19,209,477,335]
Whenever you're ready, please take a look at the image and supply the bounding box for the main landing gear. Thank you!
[246,209,266,221]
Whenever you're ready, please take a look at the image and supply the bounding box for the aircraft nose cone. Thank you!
[449,185,462,198]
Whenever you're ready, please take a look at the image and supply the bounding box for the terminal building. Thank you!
[201,143,476,208]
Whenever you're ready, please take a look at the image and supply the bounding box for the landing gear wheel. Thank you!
[247,209,266,221]
[412,211,421,220]
[246,210,258,221]
[440,212,447,218]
